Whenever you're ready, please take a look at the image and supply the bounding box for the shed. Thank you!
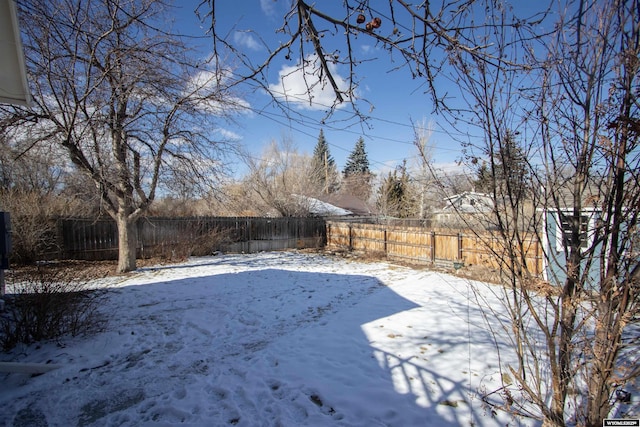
[540,207,602,287]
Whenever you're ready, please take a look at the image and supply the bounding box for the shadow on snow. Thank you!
[2,256,508,426]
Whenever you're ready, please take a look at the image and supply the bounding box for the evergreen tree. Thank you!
[342,137,373,201]
[474,161,493,193]
[343,137,370,176]
[496,131,529,202]
[311,129,339,193]
[376,160,415,217]
[473,131,529,200]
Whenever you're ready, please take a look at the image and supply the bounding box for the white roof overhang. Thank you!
[0,0,31,106]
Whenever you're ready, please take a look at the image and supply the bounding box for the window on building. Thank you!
[556,213,591,252]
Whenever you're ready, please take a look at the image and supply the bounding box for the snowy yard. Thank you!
[1,251,533,426]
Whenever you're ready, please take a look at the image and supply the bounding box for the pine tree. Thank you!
[343,137,370,176]
[474,161,493,193]
[311,129,339,193]
[496,131,529,202]
[473,131,529,200]
[377,160,415,217]
[342,137,373,200]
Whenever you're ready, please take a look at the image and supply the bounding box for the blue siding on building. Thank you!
[543,208,602,288]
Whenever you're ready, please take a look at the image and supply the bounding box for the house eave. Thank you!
[0,0,32,106]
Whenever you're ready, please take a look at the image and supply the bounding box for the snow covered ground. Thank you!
[1,251,537,426]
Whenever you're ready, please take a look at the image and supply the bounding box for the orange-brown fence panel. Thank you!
[386,228,432,264]
[326,220,543,275]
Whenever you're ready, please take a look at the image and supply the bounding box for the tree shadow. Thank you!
[364,282,522,424]
[2,256,520,426]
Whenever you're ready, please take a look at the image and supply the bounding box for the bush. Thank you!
[144,224,234,261]
[0,267,107,350]
[1,189,99,264]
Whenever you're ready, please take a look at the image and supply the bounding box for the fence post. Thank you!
[57,218,64,259]
[534,238,541,276]
[383,228,387,254]
[137,219,144,259]
[457,233,463,260]
[348,225,353,251]
[431,231,436,263]
[247,218,251,253]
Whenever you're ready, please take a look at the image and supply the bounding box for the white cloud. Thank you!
[431,161,470,177]
[186,69,219,93]
[233,31,261,51]
[260,0,277,16]
[217,128,242,142]
[268,55,350,111]
[185,69,251,115]
[360,45,373,55]
[377,160,399,176]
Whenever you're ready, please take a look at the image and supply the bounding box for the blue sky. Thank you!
[172,1,488,179]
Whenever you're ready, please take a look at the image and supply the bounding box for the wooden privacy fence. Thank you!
[54,217,326,261]
[49,216,542,274]
[326,221,543,274]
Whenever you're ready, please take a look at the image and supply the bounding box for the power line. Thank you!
[239,97,470,163]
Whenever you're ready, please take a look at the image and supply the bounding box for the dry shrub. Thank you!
[189,227,235,257]
[521,277,561,297]
[148,226,234,261]
[1,189,97,264]
[358,250,388,262]
[2,191,58,264]
[0,267,108,350]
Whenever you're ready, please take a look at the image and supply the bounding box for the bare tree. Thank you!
[0,139,61,194]
[0,134,96,263]
[244,137,322,217]
[2,0,239,272]
[448,1,640,425]
[410,118,438,219]
[538,2,640,424]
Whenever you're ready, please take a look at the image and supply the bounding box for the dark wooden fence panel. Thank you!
[54,217,326,261]
[59,218,119,260]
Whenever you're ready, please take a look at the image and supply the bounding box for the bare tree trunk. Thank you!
[116,214,137,273]
[588,303,617,426]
